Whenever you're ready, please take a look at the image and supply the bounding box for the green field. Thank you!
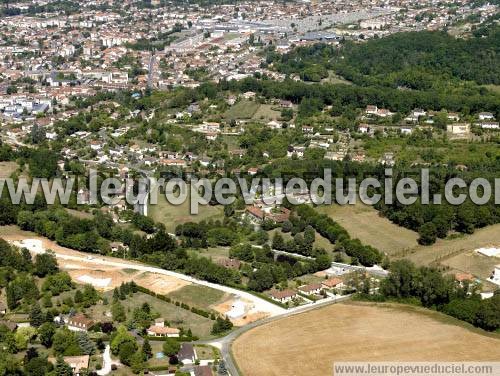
[223,99,260,120]
[188,247,230,262]
[167,284,227,310]
[148,192,224,233]
[251,104,281,122]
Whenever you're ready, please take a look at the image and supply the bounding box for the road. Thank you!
[20,241,286,317]
[96,345,113,376]
[147,53,156,88]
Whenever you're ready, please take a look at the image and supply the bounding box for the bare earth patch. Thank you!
[134,271,190,295]
[1,226,190,294]
[232,302,500,376]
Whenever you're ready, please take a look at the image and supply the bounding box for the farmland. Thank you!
[316,204,419,255]
[232,302,500,376]
[404,224,500,271]
[315,204,500,282]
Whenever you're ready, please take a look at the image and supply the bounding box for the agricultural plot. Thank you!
[233,302,500,376]
[316,204,419,255]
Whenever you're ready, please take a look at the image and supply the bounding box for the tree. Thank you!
[111,326,137,356]
[75,331,95,355]
[272,232,285,251]
[418,222,437,245]
[24,355,50,376]
[54,356,73,376]
[141,338,152,360]
[211,317,233,335]
[29,303,44,327]
[162,338,180,357]
[248,266,274,292]
[119,341,138,366]
[38,322,56,348]
[475,294,500,331]
[34,253,58,277]
[74,290,83,304]
[52,328,80,356]
[112,301,126,322]
[15,327,37,351]
[5,332,18,353]
[130,350,146,374]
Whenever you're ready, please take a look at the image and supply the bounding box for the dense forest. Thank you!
[268,25,500,87]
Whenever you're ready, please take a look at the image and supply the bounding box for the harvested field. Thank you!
[316,204,419,255]
[233,302,500,376]
[401,224,500,267]
[440,250,499,282]
[0,161,18,178]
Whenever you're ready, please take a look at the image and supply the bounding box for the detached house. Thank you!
[67,314,95,332]
[269,289,297,303]
[298,283,322,295]
[322,277,344,290]
[478,112,495,121]
[147,319,180,337]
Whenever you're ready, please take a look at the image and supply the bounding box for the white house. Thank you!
[489,265,500,286]
[298,283,322,295]
[478,112,495,121]
[147,320,180,337]
[269,289,297,303]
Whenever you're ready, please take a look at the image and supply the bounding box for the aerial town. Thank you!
[0,0,499,375]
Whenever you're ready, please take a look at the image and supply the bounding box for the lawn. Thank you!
[251,104,281,122]
[316,203,419,256]
[86,291,215,340]
[321,71,352,85]
[233,302,500,376]
[188,247,230,263]
[223,100,260,120]
[148,192,224,233]
[166,284,228,310]
[194,344,220,360]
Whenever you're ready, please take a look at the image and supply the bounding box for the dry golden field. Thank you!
[232,302,500,376]
[316,204,419,255]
